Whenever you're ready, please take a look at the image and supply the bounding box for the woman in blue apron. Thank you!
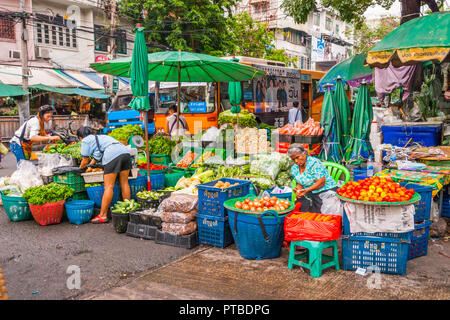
[10,105,61,163]
[77,126,132,224]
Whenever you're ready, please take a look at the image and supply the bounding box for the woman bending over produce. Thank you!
[77,126,132,224]
[10,105,61,162]
[288,144,337,212]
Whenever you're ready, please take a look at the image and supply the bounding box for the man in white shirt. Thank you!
[288,101,303,125]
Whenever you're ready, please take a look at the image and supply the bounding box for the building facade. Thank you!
[0,0,134,74]
[234,0,353,71]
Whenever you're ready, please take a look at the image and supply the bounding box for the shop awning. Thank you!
[0,64,80,87]
[56,70,104,90]
[30,84,109,99]
[0,83,29,97]
[81,71,131,90]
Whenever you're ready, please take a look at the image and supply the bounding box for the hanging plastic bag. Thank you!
[319,190,343,216]
[0,143,8,155]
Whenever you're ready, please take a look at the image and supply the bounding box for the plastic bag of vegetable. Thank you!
[10,160,44,193]
[249,176,275,190]
[161,210,197,223]
[159,194,198,213]
[161,221,197,235]
[275,171,293,187]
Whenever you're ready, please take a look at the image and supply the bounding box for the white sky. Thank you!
[363,1,402,19]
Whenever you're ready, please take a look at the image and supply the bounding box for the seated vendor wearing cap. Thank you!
[288,143,338,212]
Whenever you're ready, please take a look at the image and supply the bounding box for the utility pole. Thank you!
[108,0,116,95]
[19,0,30,125]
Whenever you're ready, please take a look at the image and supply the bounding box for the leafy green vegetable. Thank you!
[109,124,144,142]
[136,191,164,200]
[23,183,74,205]
[218,110,257,128]
[85,183,103,188]
[275,171,292,187]
[111,199,141,213]
[59,142,82,160]
[249,176,275,190]
[146,136,176,156]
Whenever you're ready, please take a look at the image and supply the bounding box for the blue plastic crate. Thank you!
[196,213,234,248]
[399,182,432,222]
[129,175,147,200]
[86,184,120,208]
[150,173,165,191]
[65,200,95,225]
[441,194,450,218]
[408,220,432,260]
[342,233,411,275]
[197,178,251,218]
[381,125,442,147]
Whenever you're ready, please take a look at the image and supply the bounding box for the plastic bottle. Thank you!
[367,156,374,177]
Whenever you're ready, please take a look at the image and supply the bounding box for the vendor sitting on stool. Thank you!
[288,143,338,212]
[77,126,132,224]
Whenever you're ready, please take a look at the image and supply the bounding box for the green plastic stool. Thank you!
[288,240,339,278]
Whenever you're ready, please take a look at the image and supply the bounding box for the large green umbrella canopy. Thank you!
[334,78,351,152]
[367,12,450,68]
[318,54,372,91]
[345,82,374,164]
[228,58,242,117]
[128,26,151,189]
[0,83,29,97]
[90,51,266,82]
[319,85,343,163]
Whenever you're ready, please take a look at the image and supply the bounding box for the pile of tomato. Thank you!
[235,196,291,212]
[138,163,168,170]
[337,176,415,203]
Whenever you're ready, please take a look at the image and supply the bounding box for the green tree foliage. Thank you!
[347,16,399,54]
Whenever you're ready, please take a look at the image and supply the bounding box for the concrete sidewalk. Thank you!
[83,240,450,300]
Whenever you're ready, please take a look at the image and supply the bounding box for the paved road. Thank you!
[0,152,197,300]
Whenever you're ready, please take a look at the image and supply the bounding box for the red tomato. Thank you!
[235,201,242,209]
[242,204,250,210]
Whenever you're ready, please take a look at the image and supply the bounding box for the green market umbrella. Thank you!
[318,54,373,91]
[334,78,351,152]
[128,26,151,190]
[228,57,242,127]
[91,51,265,137]
[367,12,450,68]
[345,81,374,164]
[319,84,343,163]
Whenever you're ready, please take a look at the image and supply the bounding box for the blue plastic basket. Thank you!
[399,182,432,222]
[86,184,120,208]
[441,194,450,218]
[129,175,147,200]
[196,213,234,248]
[342,233,411,275]
[226,208,288,260]
[197,178,251,218]
[408,220,432,260]
[65,200,95,225]
[381,125,442,147]
[150,173,165,191]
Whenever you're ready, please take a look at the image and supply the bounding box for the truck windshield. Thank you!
[110,94,133,112]
[155,83,215,114]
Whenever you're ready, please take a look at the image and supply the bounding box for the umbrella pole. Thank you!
[176,61,181,140]
[144,112,151,191]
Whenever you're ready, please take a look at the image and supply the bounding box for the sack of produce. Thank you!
[161,210,197,223]
[284,212,342,242]
[159,194,198,213]
[10,160,44,193]
[161,221,198,235]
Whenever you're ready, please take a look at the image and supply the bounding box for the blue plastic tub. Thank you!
[86,184,120,208]
[342,232,411,275]
[227,208,287,260]
[381,125,441,147]
[197,178,251,218]
[65,200,95,225]
[129,175,147,200]
[408,220,432,260]
[196,213,234,248]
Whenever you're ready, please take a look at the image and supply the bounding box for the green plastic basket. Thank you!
[164,171,185,187]
[53,172,84,185]
[138,168,169,176]
[1,192,33,222]
[223,195,295,215]
[336,192,421,206]
[150,154,172,166]
[70,191,89,201]
[55,180,86,193]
